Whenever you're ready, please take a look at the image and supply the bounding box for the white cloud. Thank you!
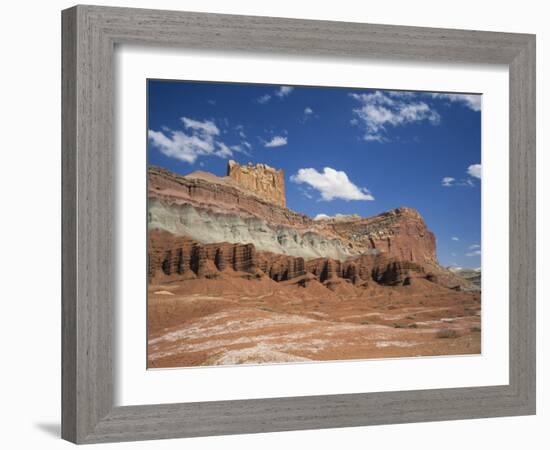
[467,164,482,179]
[442,177,456,187]
[235,125,247,139]
[442,163,480,188]
[257,94,271,104]
[264,136,288,148]
[215,142,233,158]
[276,86,294,98]
[431,93,482,112]
[350,91,440,142]
[363,134,386,143]
[290,167,374,201]
[301,107,317,123]
[257,86,294,104]
[149,116,249,164]
[469,244,480,249]
[313,214,331,220]
[466,249,482,257]
[452,237,460,241]
[313,213,360,221]
[181,117,219,136]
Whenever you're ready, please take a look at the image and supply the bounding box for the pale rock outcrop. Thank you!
[227,160,286,208]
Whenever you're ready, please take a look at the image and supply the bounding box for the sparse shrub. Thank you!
[408,323,418,329]
[393,323,406,328]
[470,326,481,332]
[436,328,458,339]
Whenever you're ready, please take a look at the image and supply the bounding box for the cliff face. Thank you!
[227,160,286,208]
[317,207,437,264]
[149,230,433,288]
[148,166,358,260]
[148,166,438,266]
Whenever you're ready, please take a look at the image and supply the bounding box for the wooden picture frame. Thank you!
[62,5,536,444]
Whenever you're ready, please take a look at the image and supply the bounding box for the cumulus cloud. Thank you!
[442,177,456,187]
[290,167,374,201]
[264,136,288,148]
[148,116,249,164]
[431,93,482,112]
[350,90,440,142]
[452,237,460,241]
[276,86,294,98]
[469,244,480,249]
[467,164,482,179]
[466,249,482,257]
[304,107,313,115]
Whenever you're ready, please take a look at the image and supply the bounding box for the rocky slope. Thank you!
[449,267,482,289]
[314,207,437,264]
[148,164,444,271]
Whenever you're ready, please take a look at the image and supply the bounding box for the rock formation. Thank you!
[149,230,435,288]
[227,160,286,208]
[149,167,436,264]
[148,231,260,282]
[147,164,474,290]
[147,164,482,369]
[319,207,437,264]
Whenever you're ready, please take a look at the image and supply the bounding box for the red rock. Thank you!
[148,166,476,290]
[318,207,437,264]
[148,230,449,290]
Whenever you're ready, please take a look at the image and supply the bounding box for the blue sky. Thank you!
[147,80,481,269]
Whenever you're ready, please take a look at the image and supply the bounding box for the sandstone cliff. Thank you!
[227,160,286,208]
[316,207,437,264]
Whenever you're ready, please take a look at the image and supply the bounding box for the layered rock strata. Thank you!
[148,230,436,288]
[148,166,437,264]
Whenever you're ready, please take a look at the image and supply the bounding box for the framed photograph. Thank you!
[62,5,536,444]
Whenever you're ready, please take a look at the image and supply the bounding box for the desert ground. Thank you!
[147,273,481,368]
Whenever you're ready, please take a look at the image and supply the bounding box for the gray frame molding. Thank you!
[62,5,536,444]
